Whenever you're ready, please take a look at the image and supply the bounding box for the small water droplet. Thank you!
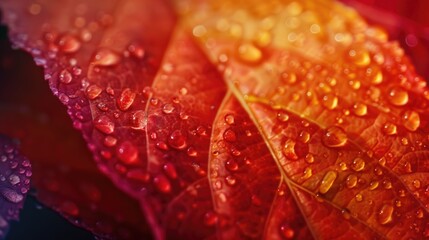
[298,131,310,143]
[59,69,73,84]
[382,122,397,135]
[351,157,365,172]
[305,153,315,163]
[187,147,197,157]
[204,211,218,226]
[348,48,370,66]
[1,188,23,203]
[283,139,298,160]
[127,43,145,59]
[352,102,367,116]
[117,88,136,111]
[413,179,421,189]
[319,170,337,194]
[322,126,347,148]
[116,141,138,164]
[237,43,262,63]
[302,167,312,180]
[162,104,175,114]
[130,111,147,130]
[277,111,289,122]
[378,204,394,225]
[225,159,238,172]
[225,175,236,186]
[168,130,187,150]
[346,174,358,188]
[60,201,79,216]
[224,114,235,125]
[322,94,338,110]
[86,84,103,100]
[94,115,115,134]
[58,35,81,53]
[92,49,120,66]
[369,181,379,190]
[402,110,420,131]
[355,193,363,202]
[223,129,237,142]
[388,87,409,106]
[153,174,171,193]
[103,136,117,147]
[279,223,295,239]
[163,163,177,179]
[280,72,297,84]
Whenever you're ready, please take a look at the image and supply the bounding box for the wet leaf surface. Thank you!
[1,0,429,239]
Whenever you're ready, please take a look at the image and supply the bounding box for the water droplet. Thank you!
[168,130,187,150]
[153,174,171,193]
[116,141,138,164]
[355,193,363,202]
[223,129,237,142]
[86,84,103,100]
[416,208,424,219]
[224,114,235,125]
[305,153,315,163]
[319,170,337,194]
[280,72,297,84]
[59,69,73,84]
[187,147,197,157]
[163,163,177,179]
[351,157,365,172]
[283,139,298,160]
[8,174,20,186]
[162,104,175,114]
[378,204,394,225]
[388,87,409,106]
[382,122,397,135]
[58,35,81,53]
[413,179,421,189]
[103,136,117,147]
[204,211,218,226]
[298,131,310,143]
[225,159,238,172]
[1,188,23,203]
[117,88,136,111]
[225,175,236,186]
[402,110,420,131]
[322,126,347,148]
[302,167,312,180]
[322,94,338,110]
[277,111,289,122]
[369,181,379,190]
[353,102,367,116]
[346,174,358,188]
[92,49,120,66]
[156,142,168,150]
[127,43,145,59]
[279,223,295,239]
[237,43,262,63]
[94,115,115,134]
[348,48,370,66]
[130,111,147,130]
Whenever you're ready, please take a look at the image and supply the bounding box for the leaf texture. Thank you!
[1,0,429,239]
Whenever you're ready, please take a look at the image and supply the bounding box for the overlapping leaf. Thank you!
[1,0,429,239]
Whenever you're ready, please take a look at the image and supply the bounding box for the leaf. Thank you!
[0,135,31,239]
[0,34,151,239]
[1,0,429,239]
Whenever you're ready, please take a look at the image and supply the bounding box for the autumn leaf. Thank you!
[1,0,429,239]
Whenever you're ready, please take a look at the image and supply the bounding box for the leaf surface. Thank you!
[1,0,429,239]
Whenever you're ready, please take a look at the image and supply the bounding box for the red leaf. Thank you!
[1,0,429,239]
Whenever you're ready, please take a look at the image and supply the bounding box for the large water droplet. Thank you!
[402,110,420,131]
[117,88,136,111]
[319,170,337,194]
[58,34,81,54]
[116,141,138,164]
[388,87,409,106]
[168,130,187,150]
[378,204,394,225]
[92,49,120,66]
[86,84,103,100]
[322,126,347,148]
[351,157,365,172]
[94,115,115,134]
[130,111,147,130]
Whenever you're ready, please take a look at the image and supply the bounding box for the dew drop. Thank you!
[348,48,370,66]
[153,174,171,193]
[280,72,297,84]
[279,223,295,239]
[1,188,23,203]
[225,159,238,172]
[225,175,236,186]
[352,102,367,116]
[413,179,421,189]
[163,163,177,179]
[322,126,347,148]
[117,88,136,111]
[103,136,117,147]
[116,141,138,164]
[346,174,358,188]
[187,147,198,157]
[369,181,379,190]
[355,193,363,202]
[168,130,187,150]
[305,153,315,163]
[302,167,312,180]
[223,129,237,142]
[59,69,73,84]
[92,49,120,66]
[351,157,365,172]
[402,110,420,131]
[224,114,235,125]
[156,142,168,150]
[162,104,175,114]
[322,94,338,110]
[237,43,262,63]
[388,87,409,106]
[58,35,81,53]
[319,170,337,194]
[94,115,115,134]
[283,139,298,160]
[298,131,310,143]
[382,122,397,135]
[130,111,147,130]
[378,204,394,225]
[86,84,103,100]
[277,111,290,122]
[8,174,20,185]
[127,43,145,59]
[204,211,218,226]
